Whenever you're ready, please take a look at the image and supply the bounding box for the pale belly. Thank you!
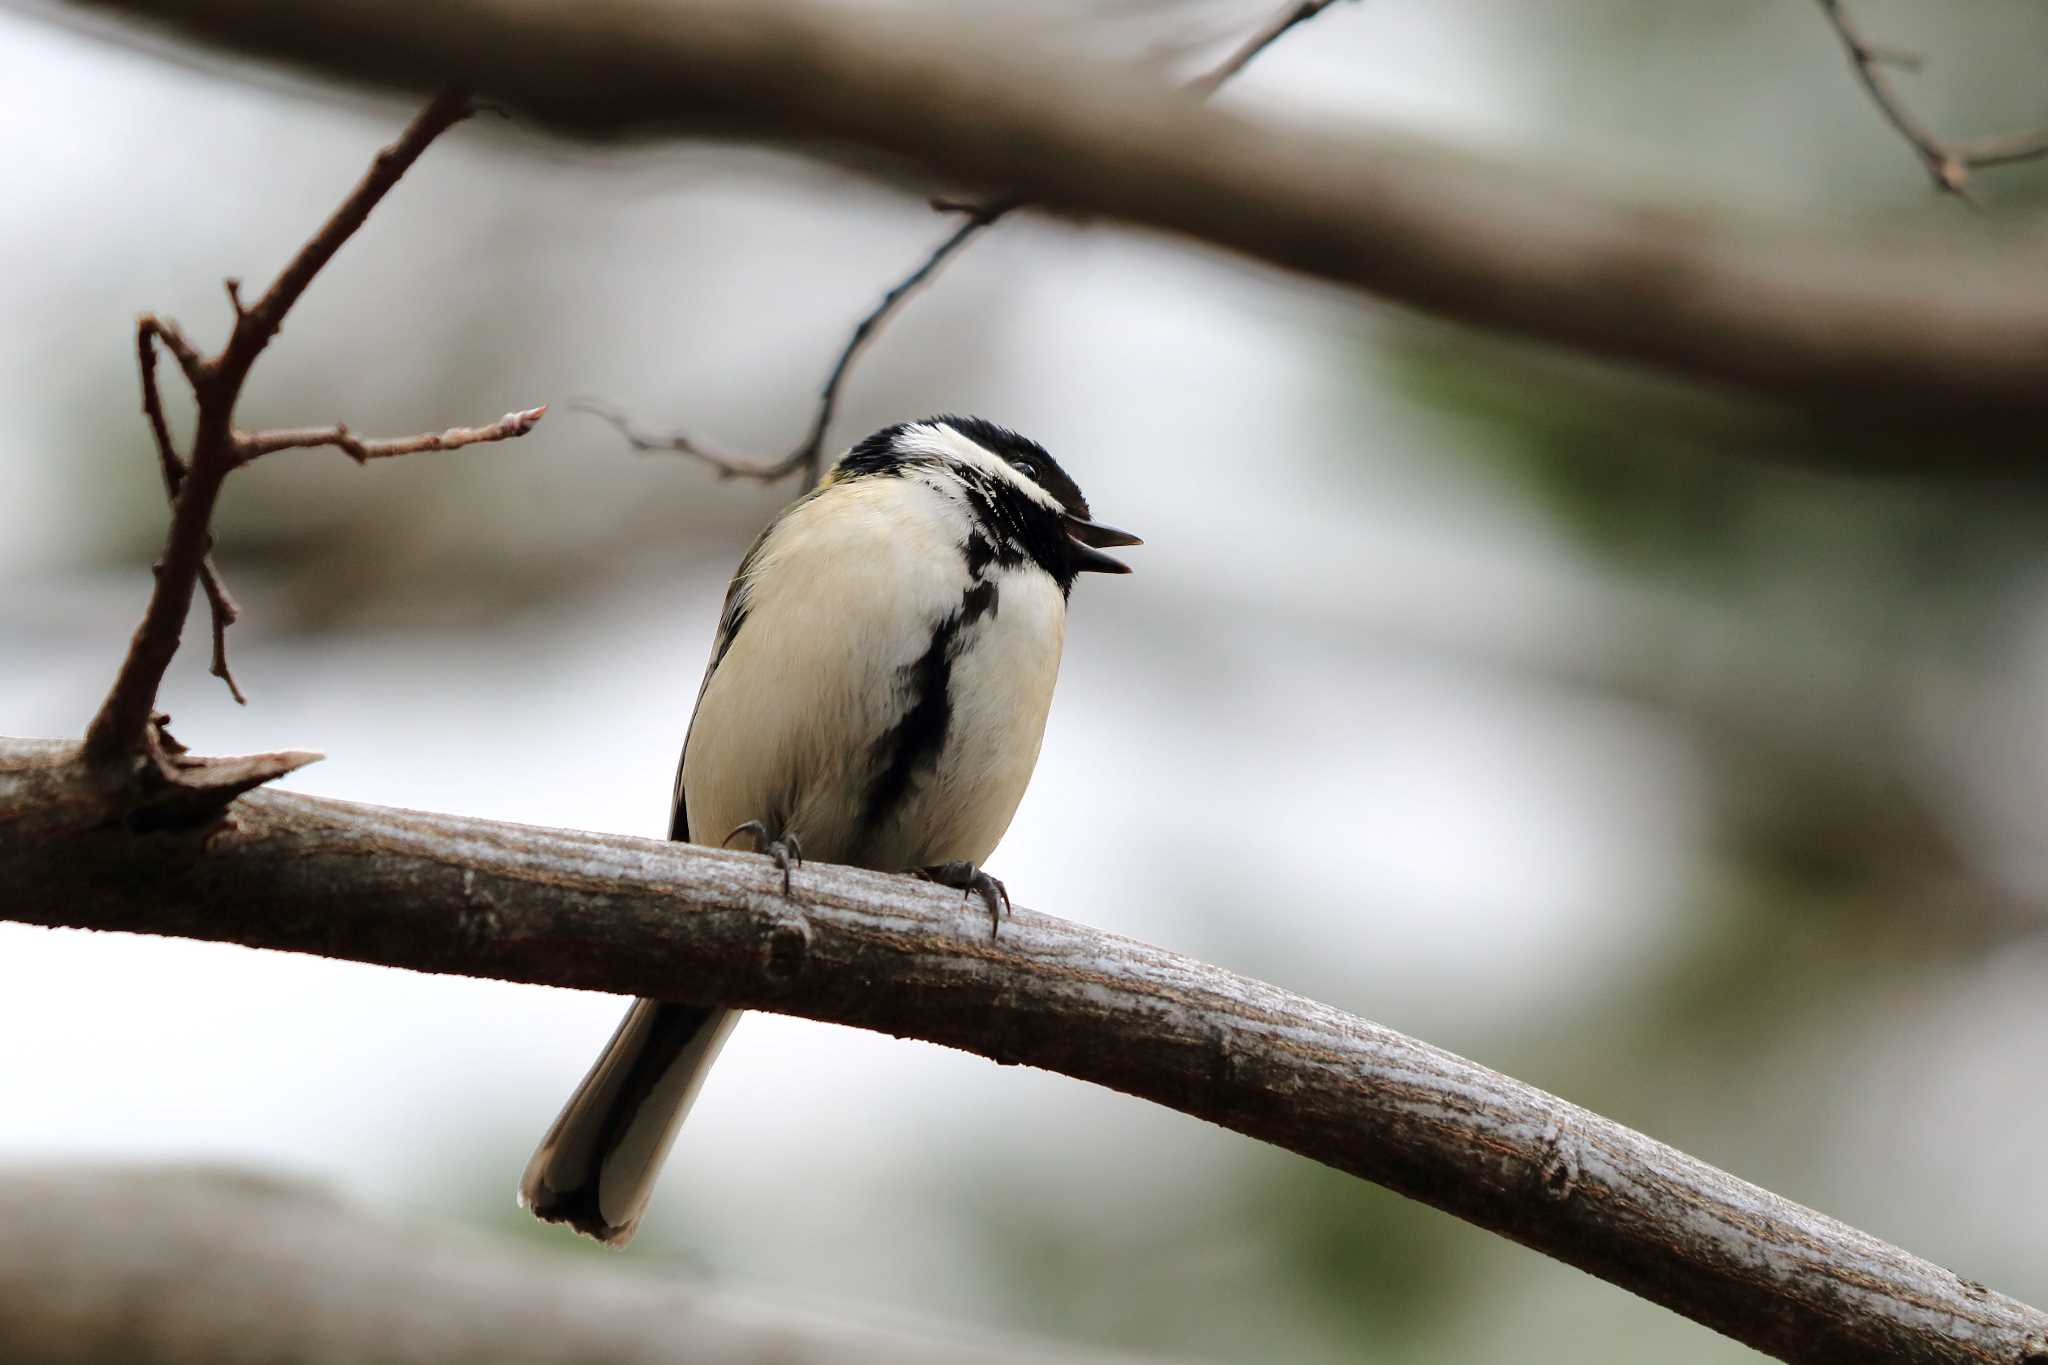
[679,478,1066,872]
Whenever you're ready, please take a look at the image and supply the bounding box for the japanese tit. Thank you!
[518,415,1141,1245]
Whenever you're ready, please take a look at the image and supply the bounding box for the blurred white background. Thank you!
[7,3,2048,1361]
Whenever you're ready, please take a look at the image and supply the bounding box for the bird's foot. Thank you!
[916,861,1009,938]
[725,820,803,898]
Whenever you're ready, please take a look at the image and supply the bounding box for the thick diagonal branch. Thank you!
[2,734,2042,1365]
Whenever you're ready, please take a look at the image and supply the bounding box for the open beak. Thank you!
[1064,515,1144,575]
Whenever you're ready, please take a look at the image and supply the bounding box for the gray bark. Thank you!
[5,735,2045,1365]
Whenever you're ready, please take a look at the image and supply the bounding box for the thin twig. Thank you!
[1815,0,2048,203]
[235,405,548,464]
[1953,128,2048,170]
[138,317,247,704]
[136,318,189,496]
[576,207,998,482]
[1184,0,1354,96]
[197,567,247,705]
[218,92,475,389]
[83,89,499,765]
[595,0,1356,487]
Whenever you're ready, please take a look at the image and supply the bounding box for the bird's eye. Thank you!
[1011,459,1038,480]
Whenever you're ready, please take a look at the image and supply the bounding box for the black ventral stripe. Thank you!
[860,573,1001,836]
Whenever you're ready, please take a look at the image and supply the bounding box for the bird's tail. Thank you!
[518,999,739,1246]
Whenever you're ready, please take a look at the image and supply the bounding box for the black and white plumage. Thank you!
[518,416,1139,1245]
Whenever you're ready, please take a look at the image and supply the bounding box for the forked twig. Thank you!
[138,316,247,704]
[578,206,997,481]
[1815,0,2048,203]
[84,90,546,792]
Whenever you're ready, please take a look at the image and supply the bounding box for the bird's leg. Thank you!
[725,820,803,898]
[916,861,1009,938]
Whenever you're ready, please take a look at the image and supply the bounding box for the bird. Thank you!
[518,415,1141,1245]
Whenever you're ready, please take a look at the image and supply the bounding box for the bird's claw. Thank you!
[725,820,802,898]
[916,861,1009,938]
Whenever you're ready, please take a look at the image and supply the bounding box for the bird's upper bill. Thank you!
[1063,513,1143,574]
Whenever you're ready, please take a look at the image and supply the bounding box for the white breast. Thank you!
[679,475,1066,873]
[918,562,1065,864]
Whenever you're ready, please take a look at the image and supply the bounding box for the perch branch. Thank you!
[1,733,2043,1365]
[1814,0,2048,202]
[589,0,1355,487]
[0,1165,1169,1365]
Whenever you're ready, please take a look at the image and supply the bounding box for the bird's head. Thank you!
[833,415,1142,589]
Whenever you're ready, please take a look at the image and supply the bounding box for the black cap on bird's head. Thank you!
[839,415,1142,579]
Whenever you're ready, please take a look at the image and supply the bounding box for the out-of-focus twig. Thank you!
[594,0,1358,487]
[79,90,547,821]
[1814,0,2048,203]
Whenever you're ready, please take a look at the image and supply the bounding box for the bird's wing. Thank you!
[669,513,786,843]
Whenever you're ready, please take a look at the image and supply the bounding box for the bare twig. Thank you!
[1,731,2043,1365]
[576,207,997,483]
[597,0,1355,487]
[138,316,248,704]
[1184,0,1355,97]
[234,405,548,463]
[138,318,245,703]
[1953,127,2048,170]
[219,93,473,387]
[196,566,247,705]
[1815,0,2048,202]
[82,90,544,783]
[135,317,189,496]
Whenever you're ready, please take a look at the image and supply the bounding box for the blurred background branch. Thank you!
[0,1165,1175,1365]
[3,732,2044,1365]
[39,0,2048,442]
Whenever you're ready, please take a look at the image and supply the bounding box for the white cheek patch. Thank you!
[900,423,1065,515]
